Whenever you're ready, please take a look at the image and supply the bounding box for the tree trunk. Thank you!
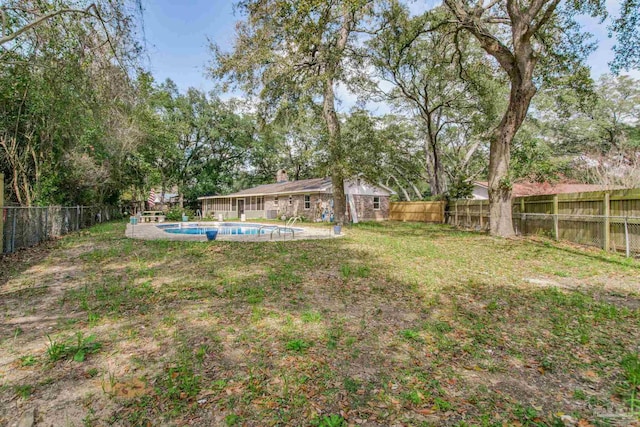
[430,140,445,196]
[488,79,537,236]
[322,77,346,225]
[160,179,166,211]
[423,137,445,197]
[389,174,411,201]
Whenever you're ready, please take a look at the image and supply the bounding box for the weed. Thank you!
[155,345,202,411]
[285,339,312,352]
[88,312,100,327]
[540,357,554,373]
[19,355,37,367]
[434,397,452,411]
[195,344,209,363]
[400,329,422,342]
[339,264,352,279]
[573,389,587,400]
[312,414,347,427]
[225,414,242,426]
[14,384,34,399]
[402,390,424,405]
[46,332,102,362]
[86,368,99,378]
[302,310,323,323]
[344,377,360,393]
[620,352,640,412]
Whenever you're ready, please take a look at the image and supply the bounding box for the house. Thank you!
[471,181,617,199]
[198,170,393,222]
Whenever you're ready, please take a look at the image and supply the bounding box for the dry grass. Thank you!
[1,221,639,426]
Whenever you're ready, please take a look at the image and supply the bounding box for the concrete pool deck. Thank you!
[125,221,342,242]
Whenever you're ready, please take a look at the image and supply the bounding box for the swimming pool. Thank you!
[157,222,302,236]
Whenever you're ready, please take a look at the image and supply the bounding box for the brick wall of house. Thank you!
[352,195,389,221]
[262,193,390,221]
[264,194,334,220]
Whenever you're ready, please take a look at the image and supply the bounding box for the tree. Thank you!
[0,0,143,205]
[249,106,326,185]
[366,2,499,197]
[524,74,640,187]
[440,0,639,236]
[211,0,373,225]
[341,110,427,200]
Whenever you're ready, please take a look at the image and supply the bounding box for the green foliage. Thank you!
[165,207,195,221]
[301,311,323,323]
[19,355,37,367]
[446,175,475,200]
[311,414,347,427]
[400,329,422,342]
[365,4,499,197]
[13,384,34,399]
[46,333,102,362]
[285,339,312,352]
[0,0,142,206]
[225,414,242,426]
[620,353,640,412]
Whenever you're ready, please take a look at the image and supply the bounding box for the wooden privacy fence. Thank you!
[447,188,640,256]
[389,201,445,223]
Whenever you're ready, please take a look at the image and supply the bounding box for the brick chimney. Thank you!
[276,169,288,183]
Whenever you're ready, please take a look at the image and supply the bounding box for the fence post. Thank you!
[11,208,17,253]
[479,200,483,228]
[603,192,610,251]
[44,207,49,241]
[76,205,81,231]
[0,173,3,253]
[466,200,470,226]
[553,195,559,240]
[454,201,458,226]
[624,217,630,258]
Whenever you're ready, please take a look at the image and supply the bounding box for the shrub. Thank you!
[165,207,194,221]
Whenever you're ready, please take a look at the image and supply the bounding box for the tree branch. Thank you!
[0,4,98,46]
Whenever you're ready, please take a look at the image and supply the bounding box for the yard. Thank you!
[1,221,639,426]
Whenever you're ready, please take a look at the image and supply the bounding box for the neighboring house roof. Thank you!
[198,177,394,200]
[474,181,618,197]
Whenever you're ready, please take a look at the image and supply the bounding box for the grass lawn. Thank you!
[1,221,639,426]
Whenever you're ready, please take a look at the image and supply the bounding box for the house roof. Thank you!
[474,181,618,197]
[198,177,333,200]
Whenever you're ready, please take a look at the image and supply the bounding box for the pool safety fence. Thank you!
[2,206,122,254]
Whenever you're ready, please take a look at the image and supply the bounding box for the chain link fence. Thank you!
[447,210,640,257]
[2,206,122,254]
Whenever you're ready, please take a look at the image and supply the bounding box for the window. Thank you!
[273,196,278,206]
[304,195,310,209]
[373,196,380,210]
[288,195,293,206]
[256,196,264,211]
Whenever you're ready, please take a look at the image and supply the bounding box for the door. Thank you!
[237,199,245,217]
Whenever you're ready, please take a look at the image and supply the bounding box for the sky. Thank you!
[141,0,639,110]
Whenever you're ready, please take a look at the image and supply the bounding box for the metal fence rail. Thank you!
[446,210,640,257]
[2,206,122,254]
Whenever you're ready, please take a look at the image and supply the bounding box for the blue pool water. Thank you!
[157,222,301,236]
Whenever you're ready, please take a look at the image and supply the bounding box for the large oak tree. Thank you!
[441,0,640,236]
[211,0,373,225]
